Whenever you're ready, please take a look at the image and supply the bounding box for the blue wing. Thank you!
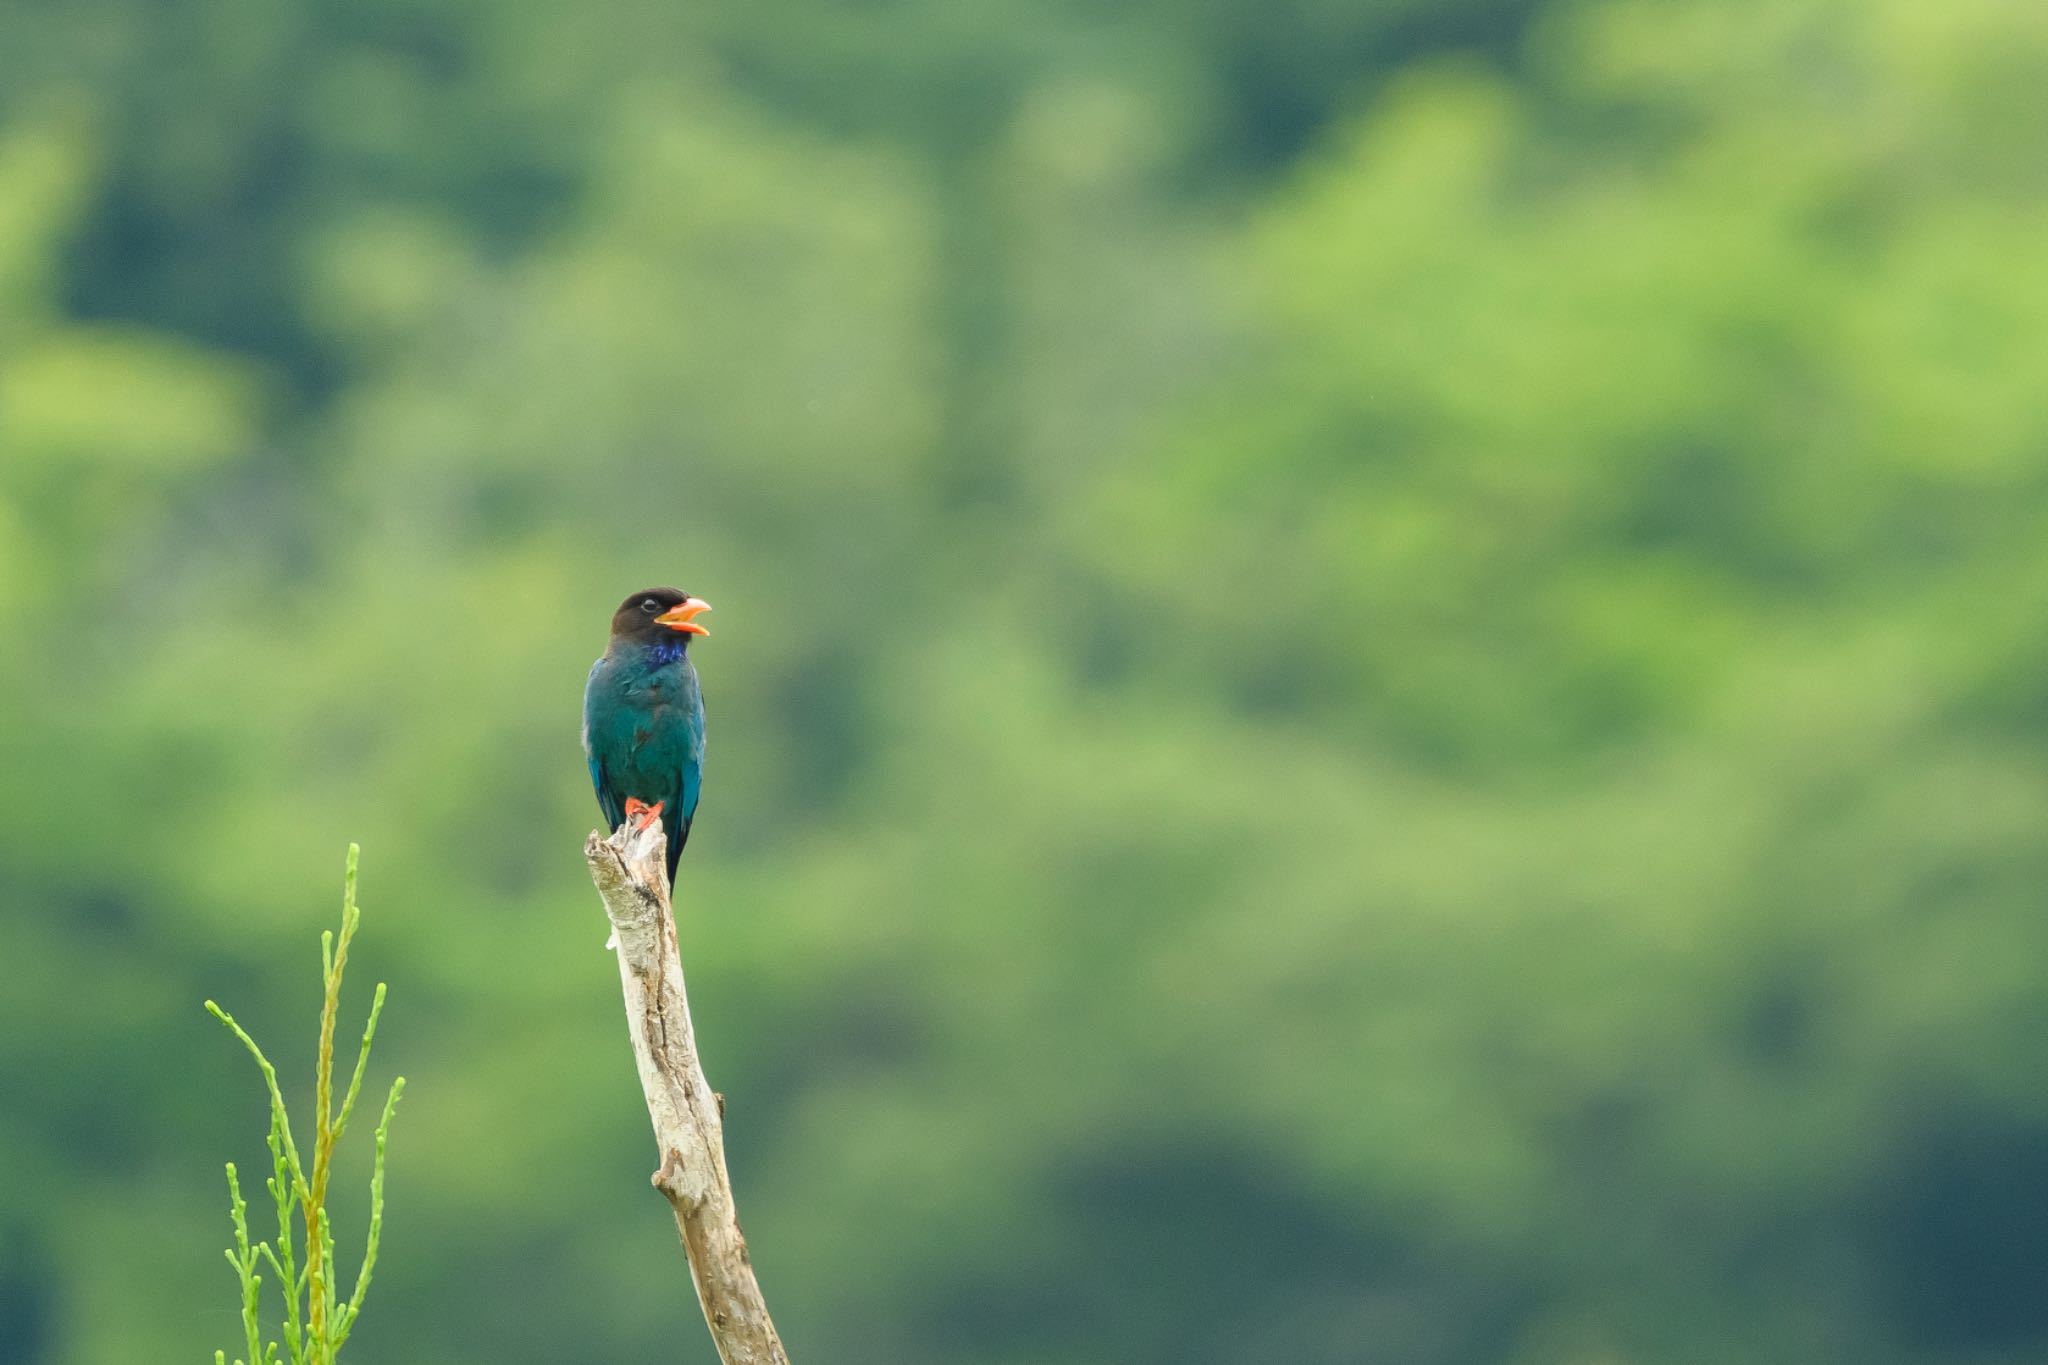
[588,748,625,832]
[583,658,627,831]
[664,699,705,884]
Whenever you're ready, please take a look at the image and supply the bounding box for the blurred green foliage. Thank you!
[5,0,2048,1361]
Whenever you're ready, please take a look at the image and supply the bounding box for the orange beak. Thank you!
[654,597,712,636]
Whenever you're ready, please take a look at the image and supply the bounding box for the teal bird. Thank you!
[582,587,712,885]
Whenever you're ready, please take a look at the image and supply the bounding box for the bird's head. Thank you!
[610,587,712,644]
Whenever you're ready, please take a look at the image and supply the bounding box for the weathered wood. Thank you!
[584,821,790,1365]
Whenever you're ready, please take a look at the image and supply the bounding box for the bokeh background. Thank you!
[5,0,2048,1360]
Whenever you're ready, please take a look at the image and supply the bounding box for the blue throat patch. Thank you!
[647,637,688,666]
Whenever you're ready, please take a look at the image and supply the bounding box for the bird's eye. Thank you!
[640,599,661,614]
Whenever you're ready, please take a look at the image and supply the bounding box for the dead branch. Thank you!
[584,820,789,1365]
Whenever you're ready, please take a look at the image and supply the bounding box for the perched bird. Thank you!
[582,587,712,885]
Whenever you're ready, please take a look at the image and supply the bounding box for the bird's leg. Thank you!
[624,798,666,832]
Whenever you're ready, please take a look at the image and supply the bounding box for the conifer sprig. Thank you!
[208,845,403,1365]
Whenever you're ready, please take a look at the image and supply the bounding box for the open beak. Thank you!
[654,597,712,636]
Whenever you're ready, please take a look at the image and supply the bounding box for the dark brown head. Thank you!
[609,587,712,644]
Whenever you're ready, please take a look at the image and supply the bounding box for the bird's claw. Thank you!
[623,798,665,832]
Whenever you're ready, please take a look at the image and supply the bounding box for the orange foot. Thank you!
[623,798,666,831]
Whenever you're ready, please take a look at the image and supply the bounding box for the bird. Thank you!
[582,586,712,886]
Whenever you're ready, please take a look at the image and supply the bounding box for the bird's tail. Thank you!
[664,809,691,887]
